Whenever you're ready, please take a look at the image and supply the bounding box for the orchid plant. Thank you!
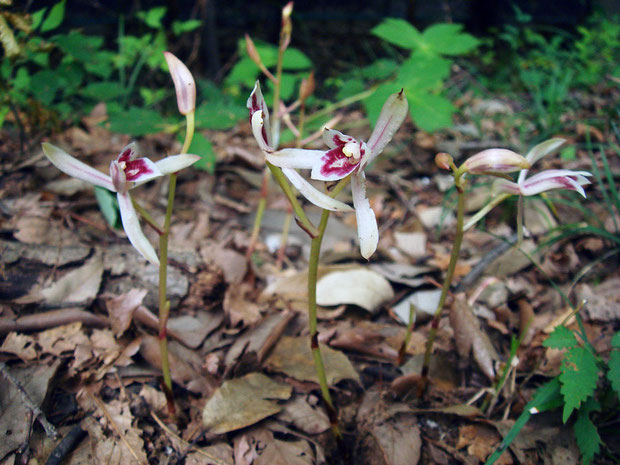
[248,75,408,435]
[42,51,198,412]
[403,139,593,397]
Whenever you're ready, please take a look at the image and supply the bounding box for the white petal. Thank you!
[117,191,159,265]
[521,169,592,197]
[251,110,274,152]
[519,138,566,184]
[266,148,324,170]
[154,154,201,175]
[493,179,522,196]
[351,172,378,259]
[42,143,115,191]
[281,168,353,212]
[163,51,196,115]
[247,81,273,148]
[322,128,355,149]
[365,89,408,164]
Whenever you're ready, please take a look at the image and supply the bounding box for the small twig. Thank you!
[0,309,107,335]
[45,425,86,465]
[0,362,59,440]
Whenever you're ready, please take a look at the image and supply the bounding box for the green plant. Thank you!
[361,18,479,132]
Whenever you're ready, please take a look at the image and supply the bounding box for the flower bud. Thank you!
[163,51,196,115]
[435,152,453,170]
[110,160,127,193]
[463,148,530,175]
[299,72,315,102]
[245,34,262,66]
[280,1,294,51]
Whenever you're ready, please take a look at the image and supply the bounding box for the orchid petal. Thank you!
[519,138,566,184]
[266,148,324,170]
[281,167,353,212]
[463,148,529,175]
[117,191,159,265]
[247,81,273,149]
[311,147,360,181]
[117,142,139,163]
[42,143,115,192]
[110,160,128,192]
[494,179,522,196]
[251,110,274,152]
[163,51,196,115]
[322,128,355,149]
[154,154,201,175]
[521,169,592,197]
[351,172,378,259]
[365,89,408,165]
[124,157,162,185]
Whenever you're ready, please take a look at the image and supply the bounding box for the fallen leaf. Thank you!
[393,231,427,258]
[167,311,223,349]
[277,395,330,435]
[202,373,291,434]
[370,263,433,288]
[457,424,508,464]
[316,267,394,312]
[200,242,248,285]
[223,282,261,327]
[250,428,314,465]
[0,332,37,361]
[577,277,620,322]
[105,289,148,336]
[392,289,442,324]
[265,336,360,385]
[449,293,499,380]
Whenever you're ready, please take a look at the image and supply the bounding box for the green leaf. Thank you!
[398,54,451,91]
[30,69,64,106]
[40,0,66,33]
[608,350,620,398]
[371,18,423,50]
[421,23,480,56]
[31,7,47,31]
[543,325,578,349]
[407,91,455,132]
[195,81,246,130]
[559,346,599,422]
[281,48,312,70]
[107,106,168,136]
[172,19,202,36]
[363,82,401,126]
[358,58,399,80]
[574,398,601,465]
[137,6,167,29]
[54,32,104,61]
[188,133,216,174]
[611,331,620,348]
[94,186,120,229]
[80,82,127,101]
[225,57,259,89]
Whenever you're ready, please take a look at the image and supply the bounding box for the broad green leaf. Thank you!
[94,186,120,229]
[398,54,451,91]
[608,350,620,398]
[40,0,66,33]
[371,18,423,50]
[54,32,104,61]
[336,78,365,100]
[574,398,601,465]
[363,82,401,126]
[31,7,47,31]
[559,346,599,423]
[81,82,127,101]
[543,325,577,349]
[30,69,64,106]
[225,57,260,89]
[194,81,246,130]
[359,58,399,80]
[84,51,115,79]
[421,23,480,56]
[139,87,167,106]
[172,19,202,35]
[282,48,312,70]
[407,91,455,132]
[188,133,216,174]
[137,6,167,29]
[107,106,168,136]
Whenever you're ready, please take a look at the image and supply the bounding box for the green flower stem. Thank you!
[157,111,195,413]
[266,161,318,237]
[397,303,417,365]
[305,176,351,439]
[418,179,466,397]
[463,193,511,232]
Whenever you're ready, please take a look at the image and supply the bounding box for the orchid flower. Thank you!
[247,81,353,214]
[42,142,199,265]
[163,51,196,116]
[494,139,592,198]
[265,89,408,259]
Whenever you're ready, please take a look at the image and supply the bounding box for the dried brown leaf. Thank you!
[104,289,147,336]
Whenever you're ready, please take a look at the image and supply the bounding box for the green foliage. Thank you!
[574,398,601,465]
[559,346,599,422]
[609,332,620,398]
[365,18,479,132]
[94,186,120,229]
[188,133,216,174]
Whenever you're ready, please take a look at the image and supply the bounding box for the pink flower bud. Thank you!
[163,51,196,115]
[435,152,453,170]
[463,148,530,175]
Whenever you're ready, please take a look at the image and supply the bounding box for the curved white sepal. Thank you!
[117,191,160,265]
[365,90,408,165]
[266,148,323,170]
[351,172,378,259]
[281,167,353,212]
[154,154,201,175]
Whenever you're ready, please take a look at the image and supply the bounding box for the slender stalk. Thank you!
[397,303,417,365]
[418,182,466,397]
[307,208,341,438]
[266,161,318,237]
[516,194,524,246]
[132,199,164,235]
[181,111,195,154]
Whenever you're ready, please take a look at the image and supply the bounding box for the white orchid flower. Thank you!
[247,81,354,214]
[42,142,199,265]
[265,89,408,259]
[163,51,196,115]
[494,139,592,198]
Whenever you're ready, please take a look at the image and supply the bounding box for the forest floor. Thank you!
[0,89,619,465]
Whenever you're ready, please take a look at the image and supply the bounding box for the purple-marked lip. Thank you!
[124,158,154,181]
[117,147,134,163]
[319,147,360,178]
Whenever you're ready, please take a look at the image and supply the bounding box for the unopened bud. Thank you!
[299,72,315,102]
[163,51,196,115]
[280,1,293,51]
[463,148,530,175]
[245,34,262,66]
[435,152,453,171]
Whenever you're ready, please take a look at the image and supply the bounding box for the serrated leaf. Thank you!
[137,6,167,29]
[80,82,127,101]
[107,106,168,136]
[559,346,599,423]
[574,399,601,465]
[407,91,455,132]
[608,350,620,398]
[543,325,578,349]
[398,54,451,91]
[371,18,423,50]
[421,23,480,55]
[40,0,66,33]
[94,187,120,229]
[187,133,216,174]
